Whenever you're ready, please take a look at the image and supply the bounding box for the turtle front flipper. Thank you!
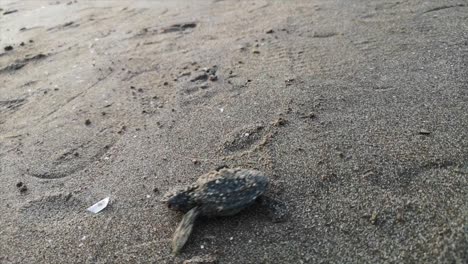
[172,206,201,255]
[259,196,289,223]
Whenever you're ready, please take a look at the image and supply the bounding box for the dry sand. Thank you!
[0,0,467,263]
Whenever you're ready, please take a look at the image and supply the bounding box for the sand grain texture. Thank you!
[0,0,467,263]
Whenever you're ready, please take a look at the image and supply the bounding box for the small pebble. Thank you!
[85,119,92,126]
[4,45,13,51]
[19,185,28,193]
[418,129,431,135]
[300,113,316,119]
[370,211,378,225]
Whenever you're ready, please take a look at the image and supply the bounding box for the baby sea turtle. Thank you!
[164,167,288,254]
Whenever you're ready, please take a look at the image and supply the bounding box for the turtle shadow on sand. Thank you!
[162,168,289,254]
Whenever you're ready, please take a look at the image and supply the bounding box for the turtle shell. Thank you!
[165,168,269,217]
[193,168,269,216]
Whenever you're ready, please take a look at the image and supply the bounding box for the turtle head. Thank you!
[163,185,198,212]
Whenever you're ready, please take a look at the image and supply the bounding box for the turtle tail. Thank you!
[172,206,201,255]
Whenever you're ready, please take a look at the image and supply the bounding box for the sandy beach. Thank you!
[0,0,467,263]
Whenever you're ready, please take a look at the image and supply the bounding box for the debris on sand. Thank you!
[87,197,110,214]
[418,129,431,135]
[16,182,28,193]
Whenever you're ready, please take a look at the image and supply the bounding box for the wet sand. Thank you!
[0,0,467,263]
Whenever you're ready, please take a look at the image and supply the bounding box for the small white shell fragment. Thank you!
[87,197,110,214]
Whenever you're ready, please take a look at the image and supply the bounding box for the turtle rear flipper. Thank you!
[172,206,200,255]
[259,196,289,223]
